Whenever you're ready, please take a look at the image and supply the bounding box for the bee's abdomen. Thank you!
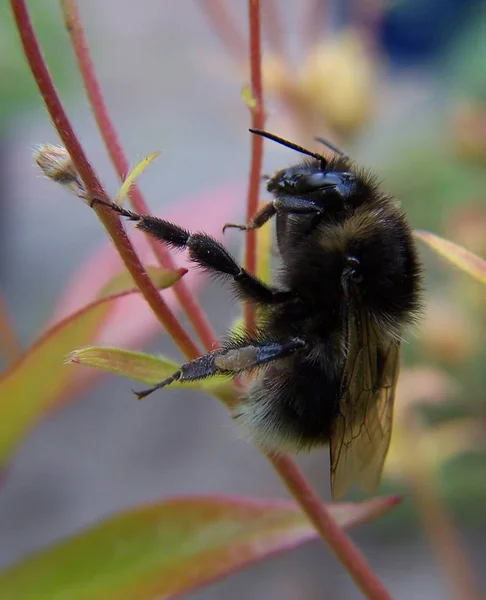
[234,358,341,451]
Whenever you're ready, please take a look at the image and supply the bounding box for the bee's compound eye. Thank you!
[286,174,301,187]
[303,173,329,188]
[300,171,355,193]
[341,172,356,184]
[346,255,363,282]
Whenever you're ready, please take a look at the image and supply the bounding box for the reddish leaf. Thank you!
[0,289,164,468]
[0,494,399,600]
[98,267,186,299]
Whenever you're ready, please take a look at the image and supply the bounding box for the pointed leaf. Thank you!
[416,230,486,284]
[69,346,232,403]
[0,290,148,468]
[115,151,160,204]
[0,494,399,600]
[98,267,187,298]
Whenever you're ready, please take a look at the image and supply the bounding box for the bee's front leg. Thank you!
[223,196,323,233]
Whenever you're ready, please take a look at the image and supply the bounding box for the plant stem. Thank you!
[261,0,285,59]
[302,0,328,54]
[11,0,200,361]
[245,0,265,331]
[199,0,247,61]
[59,0,217,354]
[269,453,392,600]
[0,295,21,363]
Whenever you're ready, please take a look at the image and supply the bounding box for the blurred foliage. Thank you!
[441,4,486,98]
[379,131,486,526]
[376,77,486,530]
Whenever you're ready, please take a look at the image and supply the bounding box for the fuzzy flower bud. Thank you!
[298,30,376,139]
[34,144,86,197]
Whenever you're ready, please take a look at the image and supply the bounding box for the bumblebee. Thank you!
[96,130,422,499]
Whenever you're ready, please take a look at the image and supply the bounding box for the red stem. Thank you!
[349,0,384,56]
[10,0,200,360]
[262,0,285,58]
[302,0,328,54]
[270,454,392,600]
[199,0,247,61]
[59,0,217,354]
[245,0,265,331]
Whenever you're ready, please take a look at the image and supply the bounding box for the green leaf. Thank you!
[416,230,486,284]
[0,494,400,600]
[69,347,234,406]
[115,151,160,204]
[0,290,149,468]
[98,266,187,298]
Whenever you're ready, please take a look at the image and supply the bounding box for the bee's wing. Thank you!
[330,310,400,500]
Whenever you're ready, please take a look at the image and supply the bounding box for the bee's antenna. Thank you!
[249,129,327,167]
[314,136,348,159]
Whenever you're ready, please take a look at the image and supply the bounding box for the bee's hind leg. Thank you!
[135,337,306,399]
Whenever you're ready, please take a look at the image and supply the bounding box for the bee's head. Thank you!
[267,163,357,200]
[251,128,356,204]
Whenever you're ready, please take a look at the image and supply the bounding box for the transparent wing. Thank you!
[330,308,400,500]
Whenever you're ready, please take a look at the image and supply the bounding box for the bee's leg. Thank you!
[222,197,322,232]
[89,198,292,305]
[176,231,292,304]
[223,202,276,232]
[135,338,306,399]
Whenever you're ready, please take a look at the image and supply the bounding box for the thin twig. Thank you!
[245,0,265,331]
[0,295,21,363]
[199,0,247,61]
[269,454,392,600]
[59,0,217,353]
[11,0,200,361]
[302,0,327,54]
[349,0,384,55]
[262,0,285,59]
